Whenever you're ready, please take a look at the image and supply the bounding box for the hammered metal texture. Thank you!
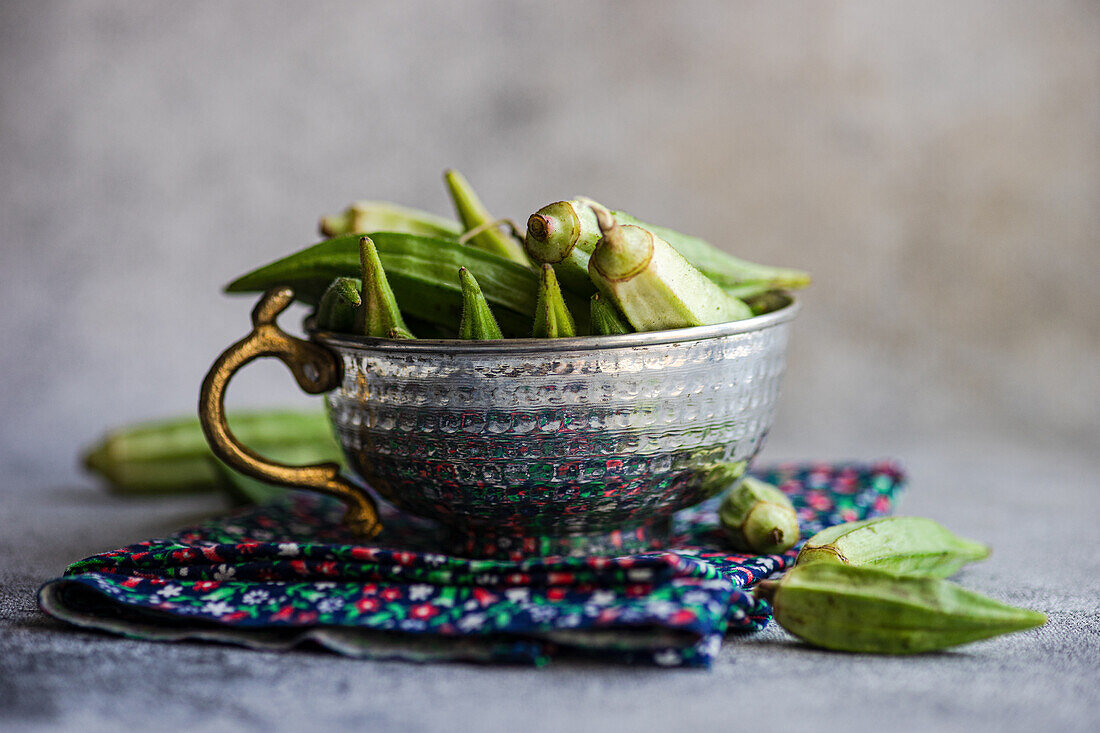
[320,311,795,558]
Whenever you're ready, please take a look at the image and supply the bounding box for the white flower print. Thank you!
[457,613,486,631]
[314,582,336,590]
[202,600,234,617]
[529,606,557,622]
[242,589,269,605]
[590,590,616,606]
[504,588,530,604]
[277,543,300,557]
[645,600,678,618]
[627,568,653,582]
[558,614,582,628]
[157,584,183,598]
[399,619,427,632]
[681,590,711,606]
[423,554,448,566]
[317,597,345,614]
[408,584,434,601]
[212,565,236,581]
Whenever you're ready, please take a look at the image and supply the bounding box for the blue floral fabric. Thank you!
[38,461,904,667]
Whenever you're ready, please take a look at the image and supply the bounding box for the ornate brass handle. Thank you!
[198,287,381,538]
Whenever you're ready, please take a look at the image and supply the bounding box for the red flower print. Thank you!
[546,588,566,602]
[271,607,294,622]
[473,588,497,606]
[597,608,619,623]
[808,493,833,511]
[201,546,223,562]
[410,603,439,620]
[669,609,697,625]
[295,611,318,624]
[381,587,402,601]
[626,584,650,597]
[172,549,196,562]
[120,577,142,588]
[547,572,574,585]
[291,560,308,575]
[361,583,378,595]
[318,561,338,576]
[351,547,378,561]
[356,597,380,613]
[193,581,220,591]
[223,611,249,622]
[393,551,416,566]
[507,573,530,585]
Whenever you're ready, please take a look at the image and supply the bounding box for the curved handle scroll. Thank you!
[198,287,381,538]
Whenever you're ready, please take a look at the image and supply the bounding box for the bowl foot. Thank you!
[444,517,673,560]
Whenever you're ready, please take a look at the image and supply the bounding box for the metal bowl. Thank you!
[315,296,799,558]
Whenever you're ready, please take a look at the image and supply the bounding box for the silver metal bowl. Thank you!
[319,298,799,557]
[199,287,798,559]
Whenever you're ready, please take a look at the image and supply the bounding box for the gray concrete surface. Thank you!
[2,2,1098,731]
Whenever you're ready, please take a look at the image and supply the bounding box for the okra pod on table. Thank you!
[82,411,342,494]
[718,477,800,554]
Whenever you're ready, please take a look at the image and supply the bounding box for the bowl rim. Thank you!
[310,294,800,354]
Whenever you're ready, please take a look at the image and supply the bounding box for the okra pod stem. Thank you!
[458,267,503,339]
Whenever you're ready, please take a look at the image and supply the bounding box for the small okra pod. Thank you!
[443,169,530,266]
[718,477,800,554]
[525,200,601,292]
[589,293,632,335]
[755,563,1046,654]
[319,200,462,240]
[458,267,503,340]
[588,206,754,331]
[316,276,362,333]
[533,263,577,338]
[357,236,415,339]
[796,516,991,578]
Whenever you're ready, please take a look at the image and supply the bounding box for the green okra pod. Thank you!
[444,169,530,266]
[82,411,342,495]
[315,276,362,332]
[796,516,991,578]
[589,293,632,335]
[588,206,754,331]
[718,477,800,554]
[458,267,503,339]
[533,263,577,338]
[225,232,587,337]
[525,198,810,296]
[756,563,1046,654]
[319,200,462,240]
[357,236,415,339]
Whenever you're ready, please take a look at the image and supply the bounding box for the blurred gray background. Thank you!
[1,3,1098,732]
[1,1,1098,482]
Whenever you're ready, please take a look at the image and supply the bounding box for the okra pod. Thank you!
[82,411,342,494]
[357,236,415,339]
[718,477,800,554]
[525,198,810,296]
[589,293,632,335]
[226,232,589,338]
[458,267,503,339]
[756,563,1046,654]
[588,206,754,331]
[444,169,530,266]
[319,200,462,240]
[533,264,577,338]
[315,276,362,332]
[796,517,991,578]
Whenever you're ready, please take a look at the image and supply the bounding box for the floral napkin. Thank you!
[39,461,904,667]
